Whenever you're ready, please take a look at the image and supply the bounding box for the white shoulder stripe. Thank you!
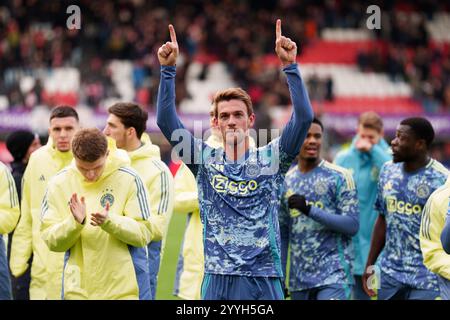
[40,189,49,220]
[286,166,297,176]
[323,161,355,190]
[151,160,171,215]
[119,167,150,219]
[431,160,449,176]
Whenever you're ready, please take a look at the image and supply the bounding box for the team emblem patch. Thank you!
[245,163,260,177]
[100,193,114,208]
[416,184,430,199]
[314,180,328,195]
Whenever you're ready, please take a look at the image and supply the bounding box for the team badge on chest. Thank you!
[314,180,328,196]
[100,188,115,208]
[245,163,260,177]
[416,184,430,199]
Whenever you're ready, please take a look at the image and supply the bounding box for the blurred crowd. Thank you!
[356,4,450,113]
[0,0,449,116]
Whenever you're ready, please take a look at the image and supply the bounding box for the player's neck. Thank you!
[224,138,249,162]
[403,154,430,173]
[124,137,143,152]
[298,158,321,173]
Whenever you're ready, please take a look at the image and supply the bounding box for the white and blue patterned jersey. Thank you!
[156,63,314,278]
[375,159,449,290]
[193,139,294,277]
[279,160,359,291]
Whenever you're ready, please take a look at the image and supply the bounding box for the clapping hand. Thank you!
[91,202,110,227]
[69,193,86,224]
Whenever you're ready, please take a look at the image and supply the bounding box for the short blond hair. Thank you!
[212,88,253,118]
[358,111,383,133]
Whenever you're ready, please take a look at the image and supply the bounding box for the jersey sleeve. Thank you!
[336,171,359,219]
[0,164,20,235]
[308,172,359,236]
[157,65,207,176]
[279,63,314,158]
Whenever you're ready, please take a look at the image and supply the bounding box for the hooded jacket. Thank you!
[40,141,155,299]
[420,177,450,280]
[10,139,73,299]
[173,135,222,300]
[127,133,173,299]
[0,162,20,235]
[0,162,20,299]
[334,136,391,275]
[128,134,172,241]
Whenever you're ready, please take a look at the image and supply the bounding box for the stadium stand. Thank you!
[0,0,449,164]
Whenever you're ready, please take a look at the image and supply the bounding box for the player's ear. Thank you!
[416,139,427,151]
[248,113,256,128]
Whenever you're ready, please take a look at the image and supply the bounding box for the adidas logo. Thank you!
[39,175,45,181]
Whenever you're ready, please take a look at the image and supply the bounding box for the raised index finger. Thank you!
[276,19,282,40]
[169,24,177,44]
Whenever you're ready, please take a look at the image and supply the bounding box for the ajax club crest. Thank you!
[246,163,260,177]
[314,180,328,196]
[416,184,430,199]
[100,189,115,208]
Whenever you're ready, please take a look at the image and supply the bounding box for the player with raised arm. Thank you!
[156,20,313,300]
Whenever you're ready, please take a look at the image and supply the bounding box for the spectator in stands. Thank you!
[0,0,449,113]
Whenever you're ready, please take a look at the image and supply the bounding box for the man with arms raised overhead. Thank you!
[156,20,313,300]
